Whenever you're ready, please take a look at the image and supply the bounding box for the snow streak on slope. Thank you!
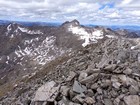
[14,36,65,65]
[18,27,43,35]
[6,24,43,37]
[7,24,12,32]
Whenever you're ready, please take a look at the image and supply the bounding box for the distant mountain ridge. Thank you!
[1,20,140,31]
[86,24,140,31]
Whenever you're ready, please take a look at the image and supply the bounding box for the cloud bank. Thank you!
[0,0,140,25]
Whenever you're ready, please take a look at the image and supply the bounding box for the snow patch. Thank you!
[14,36,66,65]
[6,61,9,64]
[7,24,12,31]
[106,35,115,38]
[68,25,89,36]
[131,46,136,50]
[7,56,9,60]
[68,25,104,47]
[10,34,14,38]
[18,27,43,35]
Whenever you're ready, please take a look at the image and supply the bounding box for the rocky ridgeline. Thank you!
[31,39,140,105]
[0,37,140,105]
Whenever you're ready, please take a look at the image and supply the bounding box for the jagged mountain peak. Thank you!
[71,19,80,25]
[61,19,80,27]
[7,22,22,30]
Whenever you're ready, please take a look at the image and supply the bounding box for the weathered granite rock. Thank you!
[91,83,98,90]
[129,85,139,95]
[123,68,132,75]
[84,97,95,105]
[103,98,113,105]
[66,71,76,81]
[80,73,99,84]
[104,64,117,71]
[118,75,127,85]
[123,95,140,105]
[34,81,60,102]
[58,96,80,105]
[60,86,70,96]
[73,81,87,94]
[114,97,120,105]
[72,93,85,104]
[78,72,88,82]
[112,81,121,89]
[86,89,94,97]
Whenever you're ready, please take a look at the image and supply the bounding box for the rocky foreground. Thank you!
[0,35,140,105]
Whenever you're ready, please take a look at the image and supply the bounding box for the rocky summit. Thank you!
[0,20,140,105]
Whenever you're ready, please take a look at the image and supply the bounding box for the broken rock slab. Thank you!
[84,97,95,105]
[72,93,86,104]
[58,96,81,105]
[123,95,140,105]
[103,98,113,105]
[104,64,117,72]
[80,73,99,84]
[60,86,70,97]
[73,80,87,94]
[78,72,88,82]
[34,81,60,102]
[66,71,76,81]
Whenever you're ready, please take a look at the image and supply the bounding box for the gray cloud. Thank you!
[0,0,140,25]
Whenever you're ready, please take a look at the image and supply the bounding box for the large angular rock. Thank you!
[129,85,139,95]
[103,98,113,105]
[104,64,117,71]
[86,69,101,74]
[78,72,88,82]
[80,73,99,84]
[60,86,70,96]
[34,81,60,102]
[86,62,100,74]
[91,83,98,90]
[118,75,127,84]
[84,97,95,105]
[72,93,86,104]
[66,71,76,81]
[123,95,140,105]
[58,96,81,105]
[117,50,128,63]
[123,68,132,75]
[114,97,120,105]
[73,81,87,94]
[112,82,121,89]
[97,54,110,68]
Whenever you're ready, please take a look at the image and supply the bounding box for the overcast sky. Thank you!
[0,0,140,25]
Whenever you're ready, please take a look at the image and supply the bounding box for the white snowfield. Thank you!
[6,24,43,36]
[18,27,43,35]
[68,25,104,47]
